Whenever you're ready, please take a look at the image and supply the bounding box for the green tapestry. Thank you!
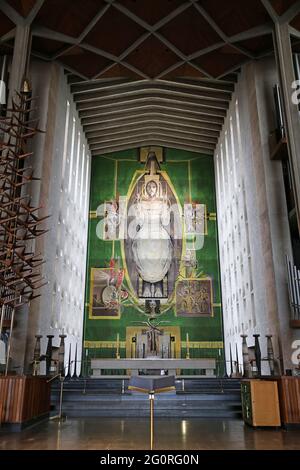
[83,147,224,369]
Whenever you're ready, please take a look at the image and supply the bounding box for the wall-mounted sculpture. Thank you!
[0,86,48,374]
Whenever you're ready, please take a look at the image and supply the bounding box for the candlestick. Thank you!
[116,333,120,359]
[186,333,190,359]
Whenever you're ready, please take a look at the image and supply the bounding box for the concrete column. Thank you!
[274,22,300,233]
[24,62,61,373]
[8,24,31,103]
[7,24,32,374]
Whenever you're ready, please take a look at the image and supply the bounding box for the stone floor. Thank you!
[1,418,300,450]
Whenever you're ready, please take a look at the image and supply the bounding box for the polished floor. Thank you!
[1,418,300,450]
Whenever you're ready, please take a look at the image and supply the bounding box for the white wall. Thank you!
[215,57,296,374]
[23,61,90,375]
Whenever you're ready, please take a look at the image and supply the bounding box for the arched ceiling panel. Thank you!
[1,0,299,154]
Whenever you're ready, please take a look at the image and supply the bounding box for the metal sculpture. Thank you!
[0,86,48,374]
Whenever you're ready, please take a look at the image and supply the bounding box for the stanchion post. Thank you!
[149,392,154,451]
[58,375,65,420]
[47,372,66,422]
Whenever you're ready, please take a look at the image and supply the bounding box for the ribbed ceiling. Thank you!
[70,76,233,155]
[1,0,300,154]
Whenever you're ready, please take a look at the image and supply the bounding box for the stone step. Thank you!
[51,409,241,418]
[50,378,242,418]
[52,402,241,411]
[51,392,241,401]
[52,378,241,390]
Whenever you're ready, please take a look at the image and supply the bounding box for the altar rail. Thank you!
[90,358,216,377]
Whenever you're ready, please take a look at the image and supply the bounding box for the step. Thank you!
[51,392,241,401]
[50,378,242,418]
[50,407,242,418]
[51,378,241,389]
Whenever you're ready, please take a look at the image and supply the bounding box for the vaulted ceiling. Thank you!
[1,0,300,155]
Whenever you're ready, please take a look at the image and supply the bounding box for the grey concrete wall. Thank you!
[215,56,299,374]
[10,59,90,375]
[8,59,54,373]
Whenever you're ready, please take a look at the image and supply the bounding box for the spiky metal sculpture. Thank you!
[0,87,49,374]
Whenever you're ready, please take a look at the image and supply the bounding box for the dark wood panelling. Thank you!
[7,0,37,17]
[118,0,186,25]
[32,37,67,57]
[0,10,15,37]
[84,7,146,57]
[126,36,179,78]
[277,377,300,424]
[0,376,51,424]
[199,0,271,37]
[35,0,105,38]
[269,0,299,16]
[192,45,247,78]
[160,63,207,80]
[233,34,274,56]
[0,0,287,82]
[291,13,300,32]
[1,0,256,153]
[159,6,223,55]
[99,64,141,80]
[60,46,112,79]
